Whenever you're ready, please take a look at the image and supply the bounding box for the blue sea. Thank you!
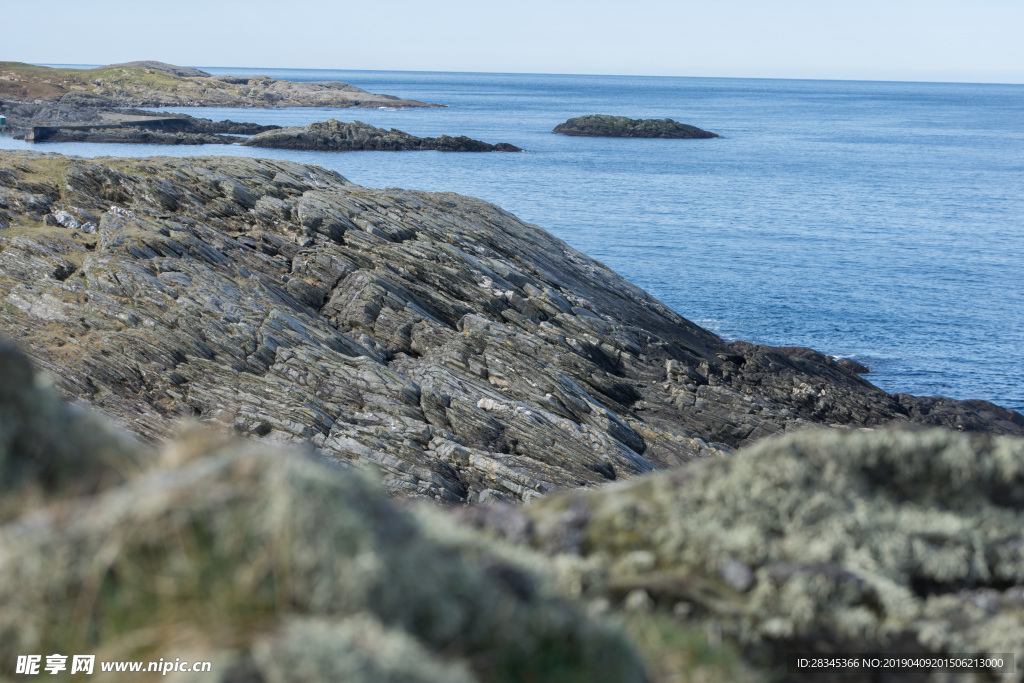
[4,68,1023,410]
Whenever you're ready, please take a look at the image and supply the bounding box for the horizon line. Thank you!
[32,62,1024,88]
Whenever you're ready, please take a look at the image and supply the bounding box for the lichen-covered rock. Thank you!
[499,428,1024,678]
[0,338,145,504]
[0,350,648,683]
[5,336,1024,681]
[553,115,719,138]
[244,119,523,152]
[0,151,1021,505]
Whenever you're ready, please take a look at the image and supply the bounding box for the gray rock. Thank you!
[512,427,1024,675]
[0,361,649,682]
[244,119,523,152]
[51,210,81,230]
[0,150,1021,505]
[553,115,719,139]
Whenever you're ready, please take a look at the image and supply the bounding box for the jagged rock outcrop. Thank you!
[0,150,1021,504]
[553,115,719,139]
[1,98,279,142]
[243,119,523,152]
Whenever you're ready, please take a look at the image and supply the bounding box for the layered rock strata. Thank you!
[0,150,1020,504]
[0,341,648,683]
[243,119,524,152]
[553,115,719,138]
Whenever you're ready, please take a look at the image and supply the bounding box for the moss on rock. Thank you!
[0,340,647,683]
[515,427,1024,677]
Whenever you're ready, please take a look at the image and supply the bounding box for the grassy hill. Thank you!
[0,61,436,108]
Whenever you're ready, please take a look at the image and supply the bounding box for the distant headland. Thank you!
[0,60,441,109]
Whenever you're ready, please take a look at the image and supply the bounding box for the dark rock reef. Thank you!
[553,115,719,139]
[243,119,523,152]
[1,98,279,142]
[26,125,243,145]
[0,150,1021,505]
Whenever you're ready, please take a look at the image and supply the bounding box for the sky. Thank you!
[5,0,1024,83]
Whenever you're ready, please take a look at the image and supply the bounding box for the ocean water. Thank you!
[3,68,1023,410]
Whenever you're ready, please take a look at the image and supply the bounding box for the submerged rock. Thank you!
[243,119,524,152]
[553,115,719,139]
[0,150,1020,506]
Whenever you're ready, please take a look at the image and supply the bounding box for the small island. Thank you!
[242,119,523,152]
[553,114,719,138]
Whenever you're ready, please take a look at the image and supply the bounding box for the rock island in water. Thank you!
[242,119,523,152]
[553,114,719,138]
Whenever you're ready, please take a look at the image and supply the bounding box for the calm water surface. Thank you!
[5,68,1023,409]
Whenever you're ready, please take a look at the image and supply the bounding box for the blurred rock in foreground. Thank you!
[0,340,648,683]
[4,340,1024,681]
[2,150,1020,507]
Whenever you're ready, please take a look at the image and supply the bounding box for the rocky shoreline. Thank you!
[243,119,524,152]
[553,115,719,138]
[3,150,1024,681]
[4,309,1024,682]
[0,60,444,146]
[0,97,280,142]
[1,150,1020,505]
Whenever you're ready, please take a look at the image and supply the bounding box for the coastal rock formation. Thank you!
[243,119,524,152]
[0,343,647,683]
[0,61,440,109]
[0,151,1021,504]
[466,427,1024,679]
[553,115,719,139]
[0,98,279,141]
[4,343,1023,681]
